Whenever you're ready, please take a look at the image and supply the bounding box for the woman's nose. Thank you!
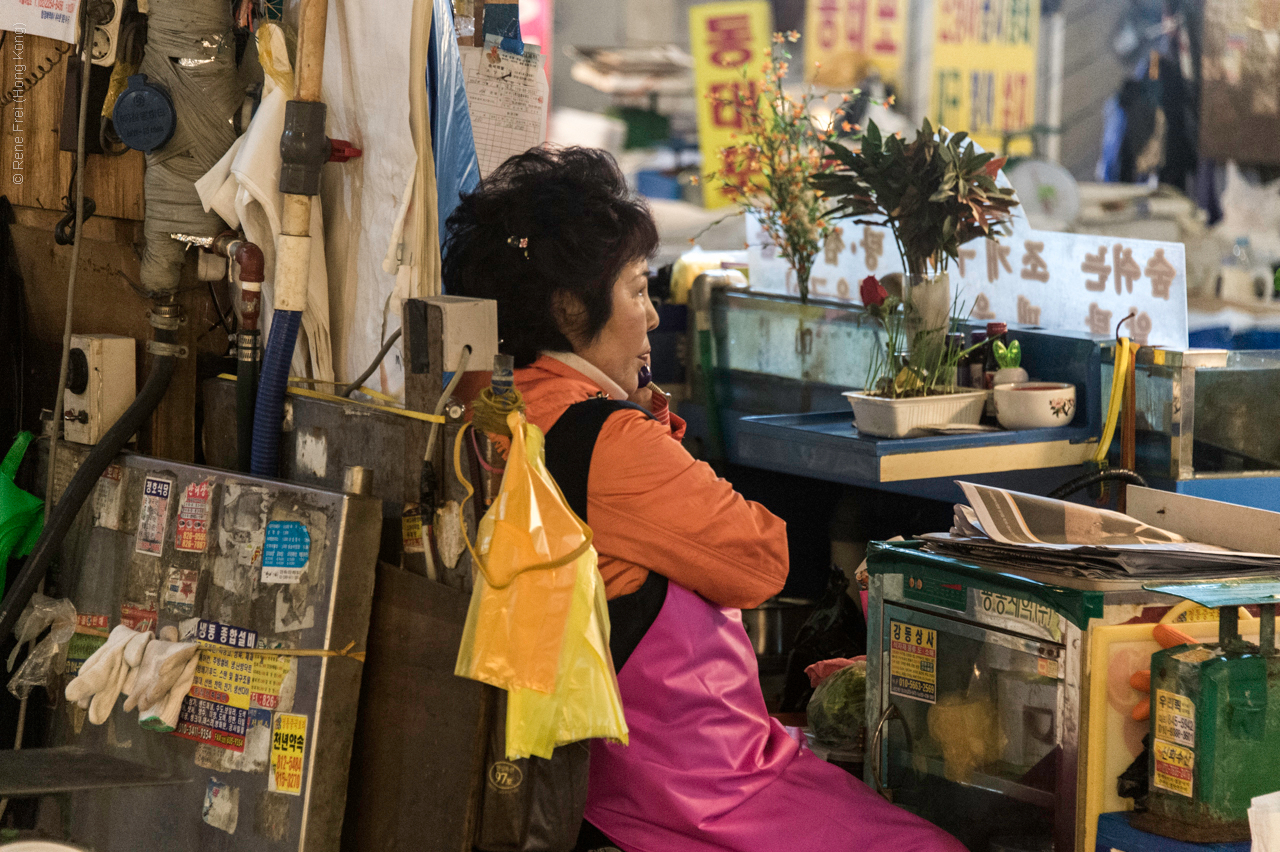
[646,298,659,331]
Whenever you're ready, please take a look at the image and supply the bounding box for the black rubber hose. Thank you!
[340,328,401,398]
[0,325,179,640]
[1048,468,1149,501]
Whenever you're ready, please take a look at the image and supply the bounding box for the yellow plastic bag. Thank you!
[455,411,628,759]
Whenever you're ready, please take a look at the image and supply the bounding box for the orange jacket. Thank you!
[515,356,788,609]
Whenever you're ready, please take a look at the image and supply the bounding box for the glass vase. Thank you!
[902,272,953,390]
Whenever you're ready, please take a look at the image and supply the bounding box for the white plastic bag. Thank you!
[7,594,78,700]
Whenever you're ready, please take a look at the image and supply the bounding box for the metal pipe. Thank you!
[211,234,265,472]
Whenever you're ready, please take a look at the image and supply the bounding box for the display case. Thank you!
[1121,347,1280,508]
[865,542,1182,852]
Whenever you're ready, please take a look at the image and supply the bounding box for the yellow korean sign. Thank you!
[888,620,937,703]
[931,0,1040,155]
[270,713,308,796]
[804,0,907,89]
[690,1,774,209]
[1155,690,1196,748]
[1152,738,1194,798]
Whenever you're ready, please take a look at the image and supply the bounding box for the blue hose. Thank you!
[250,309,302,476]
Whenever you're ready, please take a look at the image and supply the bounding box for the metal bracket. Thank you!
[146,340,189,359]
[146,310,186,331]
[869,703,908,802]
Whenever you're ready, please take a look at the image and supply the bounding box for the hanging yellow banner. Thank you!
[931,0,1040,155]
[803,0,908,89]
[690,1,774,209]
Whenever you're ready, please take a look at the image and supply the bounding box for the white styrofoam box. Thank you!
[426,296,500,377]
[64,334,136,445]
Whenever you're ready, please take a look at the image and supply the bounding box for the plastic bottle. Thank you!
[983,322,1008,419]
[946,332,967,388]
[1218,237,1261,302]
[966,331,988,390]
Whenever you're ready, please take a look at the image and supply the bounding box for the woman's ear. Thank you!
[551,290,589,350]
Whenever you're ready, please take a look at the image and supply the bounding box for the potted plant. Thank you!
[811,119,1020,437]
[844,272,988,437]
[704,32,838,304]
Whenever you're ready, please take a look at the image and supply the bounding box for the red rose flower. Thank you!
[860,275,887,307]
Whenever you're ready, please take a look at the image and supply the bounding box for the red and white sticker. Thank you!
[135,475,173,556]
[93,464,125,530]
[175,480,214,553]
[120,602,158,632]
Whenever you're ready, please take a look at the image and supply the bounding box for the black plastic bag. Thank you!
[476,690,592,852]
[1117,733,1150,811]
[780,566,868,712]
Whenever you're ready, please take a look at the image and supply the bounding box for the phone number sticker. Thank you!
[1153,738,1194,798]
[889,620,937,704]
[1155,689,1195,748]
[270,713,308,796]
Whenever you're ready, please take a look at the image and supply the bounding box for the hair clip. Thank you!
[507,235,530,259]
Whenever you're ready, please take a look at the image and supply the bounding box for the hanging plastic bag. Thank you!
[455,410,627,759]
[7,593,77,700]
[0,431,45,596]
[805,658,867,754]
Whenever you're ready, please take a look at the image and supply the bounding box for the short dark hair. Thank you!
[443,146,659,367]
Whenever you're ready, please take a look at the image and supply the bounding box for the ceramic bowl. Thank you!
[992,382,1077,430]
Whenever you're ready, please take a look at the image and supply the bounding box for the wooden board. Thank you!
[341,562,491,852]
[9,207,227,461]
[2,35,144,219]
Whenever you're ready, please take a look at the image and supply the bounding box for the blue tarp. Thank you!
[428,0,480,254]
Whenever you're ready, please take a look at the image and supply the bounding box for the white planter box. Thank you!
[842,389,989,439]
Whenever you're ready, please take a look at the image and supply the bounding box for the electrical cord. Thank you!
[423,346,472,465]
[1047,468,1149,501]
[207,279,235,336]
[0,42,76,112]
[43,37,95,529]
[340,328,401,398]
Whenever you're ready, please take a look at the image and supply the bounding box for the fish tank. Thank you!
[1113,347,1280,481]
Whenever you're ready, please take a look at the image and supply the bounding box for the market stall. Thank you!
[3,0,1280,851]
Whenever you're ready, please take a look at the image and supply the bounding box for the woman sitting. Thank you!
[444,146,966,852]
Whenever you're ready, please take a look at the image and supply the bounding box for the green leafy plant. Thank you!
[859,274,982,398]
[806,660,867,750]
[812,117,1019,399]
[811,118,1019,276]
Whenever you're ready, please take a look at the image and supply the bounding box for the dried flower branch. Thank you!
[705,33,839,303]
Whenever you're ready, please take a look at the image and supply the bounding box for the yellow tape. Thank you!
[1094,339,1131,464]
[287,376,398,404]
[216,373,444,424]
[73,630,365,662]
[230,640,365,663]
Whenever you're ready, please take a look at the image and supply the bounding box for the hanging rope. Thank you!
[470,385,525,438]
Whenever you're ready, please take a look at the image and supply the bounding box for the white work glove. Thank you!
[65,625,137,724]
[123,638,198,714]
[139,651,200,732]
[118,629,154,703]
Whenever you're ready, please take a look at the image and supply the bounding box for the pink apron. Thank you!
[585,581,967,852]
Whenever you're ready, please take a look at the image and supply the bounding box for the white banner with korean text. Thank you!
[745,202,1189,348]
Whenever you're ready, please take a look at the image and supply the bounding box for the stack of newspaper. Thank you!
[920,482,1280,578]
